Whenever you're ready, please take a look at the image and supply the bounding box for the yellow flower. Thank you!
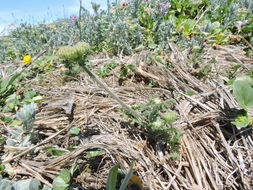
[79,21,84,25]
[23,55,32,64]
[145,29,151,33]
[60,65,67,71]
[229,35,242,41]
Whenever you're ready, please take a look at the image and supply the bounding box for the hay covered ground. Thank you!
[1,43,252,190]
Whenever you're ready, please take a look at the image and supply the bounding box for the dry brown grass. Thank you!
[1,43,253,189]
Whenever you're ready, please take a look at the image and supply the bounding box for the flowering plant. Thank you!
[158,1,171,14]
[23,55,32,64]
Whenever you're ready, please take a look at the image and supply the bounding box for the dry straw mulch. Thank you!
[1,44,253,190]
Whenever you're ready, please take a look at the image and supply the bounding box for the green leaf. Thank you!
[32,95,43,103]
[69,127,80,136]
[0,165,4,173]
[69,163,78,176]
[52,177,69,190]
[43,145,57,150]
[24,91,37,99]
[0,179,13,190]
[50,149,68,157]
[10,120,23,126]
[97,62,116,77]
[52,169,71,190]
[59,169,71,184]
[67,146,77,152]
[41,185,52,190]
[12,179,41,190]
[0,137,5,145]
[231,109,252,128]
[0,73,21,95]
[185,89,194,96]
[0,165,5,175]
[16,103,36,132]
[0,116,13,123]
[170,152,180,160]
[85,149,105,158]
[43,146,69,156]
[119,164,134,190]
[233,76,253,110]
[106,164,119,190]
[162,111,178,123]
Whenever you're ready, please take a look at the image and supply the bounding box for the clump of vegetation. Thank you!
[57,42,90,62]
[97,61,117,77]
[125,97,183,158]
[6,103,37,147]
[57,42,90,76]
[1,0,252,64]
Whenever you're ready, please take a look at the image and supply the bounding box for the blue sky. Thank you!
[0,0,108,34]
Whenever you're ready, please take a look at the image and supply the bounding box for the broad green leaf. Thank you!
[69,127,80,135]
[2,103,15,112]
[24,91,37,99]
[106,164,119,190]
[235,76,253,85]
[16,103,36,132]
[12,179,41,190]
[59,169,71,184]
[231,110,252,128]
[232,115,251,128]
[6,139,15,146]
[233,76,253,110]
[0,179,13,190]
[52,176,69,190]
[52,169,71,190]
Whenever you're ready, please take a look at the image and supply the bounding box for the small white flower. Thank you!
[235,20,247,32]
[153,98,161,104]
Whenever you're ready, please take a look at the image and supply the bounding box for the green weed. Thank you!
[124,97,183,157]
[97,61,117,77]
